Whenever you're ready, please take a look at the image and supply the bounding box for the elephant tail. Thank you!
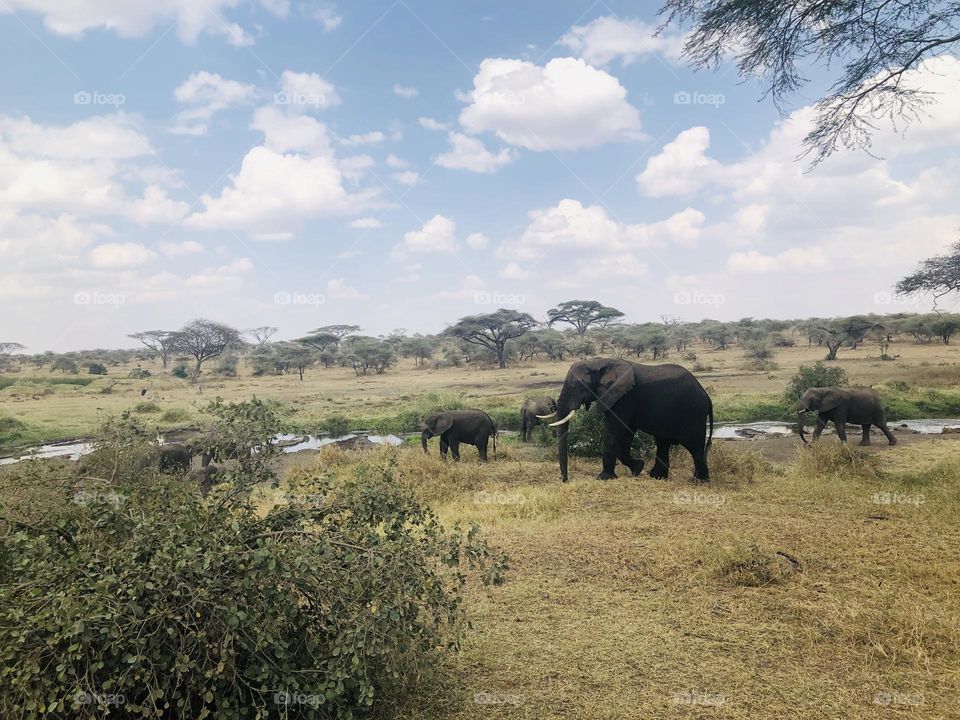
[706,397,714,451]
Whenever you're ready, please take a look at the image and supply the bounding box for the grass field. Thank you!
[2,342,959,718]
[2,341,960,448]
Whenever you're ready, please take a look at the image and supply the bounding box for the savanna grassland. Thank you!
[2,342,959,719]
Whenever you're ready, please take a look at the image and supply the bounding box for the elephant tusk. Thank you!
[536,412,557,420]
[549,409,576,427]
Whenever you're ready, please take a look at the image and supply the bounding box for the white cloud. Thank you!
[341,131,386,146]
[636,126,717,197]
[392,171,420,186]
[458,57,643,150]
[466,232,489,250]
[158,240,205,257]
[308,3,342,31]
[435,132,515,173]
[500,262,529,279]
[127,185,190,225]
[349,217,382,229]
[276,70,340,111]
[253,232,294,241]
[339,155,374,182]
[171,71,257,135]
[394,84,418,98]
[418,117,450,131]
[393,215,456,258]
[560,16,686,66]
[438,274,485,300]
[89,242,157,268]
[385,154,409,169]
[327,277,366,299]
[0,0,284,45]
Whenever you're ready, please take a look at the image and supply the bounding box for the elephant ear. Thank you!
[819,389,844,412]
[594,359,635,413]
[432,414,455,435]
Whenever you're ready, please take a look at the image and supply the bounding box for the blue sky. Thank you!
[1,0,958,351]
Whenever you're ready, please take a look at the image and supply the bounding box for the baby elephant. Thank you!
[520,396,556,442]
[421,410,497,462]
[796,387,896,446]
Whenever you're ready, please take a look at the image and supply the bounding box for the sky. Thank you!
[1,0,959,352]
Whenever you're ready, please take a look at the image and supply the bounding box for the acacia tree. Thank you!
[246,326,279,345]
[445,309,537,369]
[896,241,960,310]
[171,320,244,380]
[661,0,960,163]
[296,324,360,353]
[129,331,177,368]
[547,300,624,338]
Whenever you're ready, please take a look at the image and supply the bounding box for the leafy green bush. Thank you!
[171,365,189,379]
[1,458,505,719]
[783,361,848,402]
[128,368,151,379]
[133,401,161,414]
[85,363,108,375]
[160,408,190,423]
[564,407,653,458]
[0,415,45,449]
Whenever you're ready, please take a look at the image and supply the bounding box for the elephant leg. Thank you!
[859,424,871,446]
[812,416,827,441]
[597,431,618,480]
[477,437,489,463]
[520,412,528,442]
[834,418,848,443]
[450,441,461,462]
[650,437,671,479]
[683,441,710,482]
[877,420,897,445]
[612,426,643,476]
[439,438,449,460]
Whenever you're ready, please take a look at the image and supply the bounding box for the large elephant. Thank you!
[538,357,714,482]
[795,387,896,445]
[520,396,556,442]
[421,410,497,462]
[158,443,192,474]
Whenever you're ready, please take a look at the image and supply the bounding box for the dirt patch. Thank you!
[722,428,960,463]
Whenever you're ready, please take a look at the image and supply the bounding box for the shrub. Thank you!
[171,365,189,379]
[316,413,351,436]
[565,406,653,458]
[133,401,161,414]
[85,362,108,375]
[783,361,848,402]
[128,368,151,379]
[160,408,190,423]
[0,461,506,719]
[213,354,238,377]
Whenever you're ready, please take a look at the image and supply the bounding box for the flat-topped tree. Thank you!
[896,241,960,311]
[547,300,624,339]
[246,326,279,345]
[171,319,244,380]
[445,309,537,369]
[0,342,25,356]
[296,324,360,353]
[129,331,176,368]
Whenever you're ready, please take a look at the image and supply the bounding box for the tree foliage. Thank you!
[547,300,624,338]
[444,310,537,369]
[896,240,960,309]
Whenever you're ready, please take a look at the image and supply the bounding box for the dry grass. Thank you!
[272,437,960,720]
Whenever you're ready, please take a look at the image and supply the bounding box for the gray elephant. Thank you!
[188,464,223,495]
[539,357,713,482]
[421,410,497,462]
[520,396,556,442]
[795,387,896,445]
[158,443,192,474]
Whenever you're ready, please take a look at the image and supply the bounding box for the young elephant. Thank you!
[158,443,192,474]
[796,387,896,446]
[421,410,497,462]
[520,396,556,442]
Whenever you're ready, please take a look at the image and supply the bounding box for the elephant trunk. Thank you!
[558,422,569,482]
[421,429,430,454]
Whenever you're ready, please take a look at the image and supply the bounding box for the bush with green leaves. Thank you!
[85,362,108,375]
[0,457,506,719]
[783,362,848,402]
[564,406,653,459]
[199,397,289,488]
[171,364,189,379]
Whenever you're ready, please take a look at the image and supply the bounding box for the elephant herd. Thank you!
[420,357,898,483]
